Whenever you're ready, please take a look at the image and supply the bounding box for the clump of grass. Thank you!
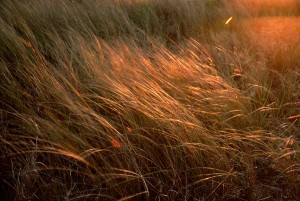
[1,0,299,200]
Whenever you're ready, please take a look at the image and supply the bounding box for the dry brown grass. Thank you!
[1,0,299,200]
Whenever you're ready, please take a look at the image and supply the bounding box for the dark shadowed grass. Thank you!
[0,0,299,200]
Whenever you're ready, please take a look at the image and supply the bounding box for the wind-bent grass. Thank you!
[1,0,299,200]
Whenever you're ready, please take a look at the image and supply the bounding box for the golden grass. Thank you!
[0,0,299,200]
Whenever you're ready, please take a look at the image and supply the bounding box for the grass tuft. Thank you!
[1,0,299,200]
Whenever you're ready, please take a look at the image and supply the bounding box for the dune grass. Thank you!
[0,0,299,200]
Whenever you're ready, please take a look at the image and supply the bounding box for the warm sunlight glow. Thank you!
[250,0,297,8]
[240,16,300,67]
[2,0,300,199]
[225,17,233,25]
[250,0,298,10]
[244,17,300,47]
[230,0,299,15]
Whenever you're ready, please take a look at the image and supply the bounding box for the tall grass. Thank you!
[1,0,299,200]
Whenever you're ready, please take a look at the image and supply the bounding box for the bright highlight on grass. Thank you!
[225,16,233,25]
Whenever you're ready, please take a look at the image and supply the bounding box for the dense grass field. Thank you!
[1,0,299,200]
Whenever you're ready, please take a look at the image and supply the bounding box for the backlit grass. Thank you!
[1,0,299,200]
